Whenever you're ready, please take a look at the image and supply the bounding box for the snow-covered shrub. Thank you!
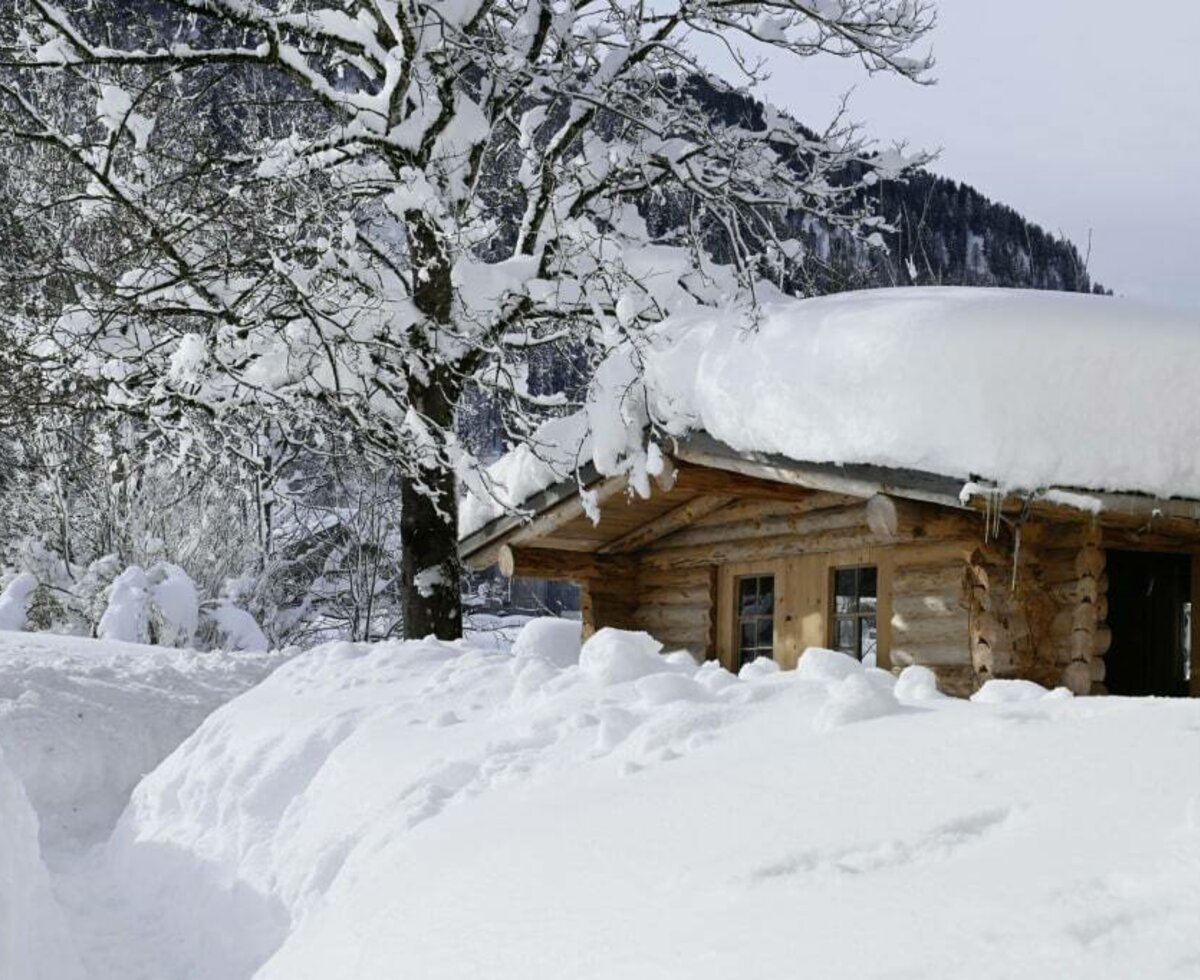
[208,602,269,653]
[12,540,74,632]
[69,555,123,634]
[0,573,37,631]
[147,563,200,648]
[97,566,150,644]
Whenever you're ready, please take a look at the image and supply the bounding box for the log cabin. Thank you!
[459,287,1200,698]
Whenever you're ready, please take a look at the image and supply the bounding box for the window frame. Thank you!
[829,564,878,662]
[733,572,776,671]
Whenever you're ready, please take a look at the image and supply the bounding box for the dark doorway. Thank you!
[1104,550,1192,697]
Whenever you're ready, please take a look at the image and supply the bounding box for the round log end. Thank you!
[1061,660,1092,696]
[498,544,516,579]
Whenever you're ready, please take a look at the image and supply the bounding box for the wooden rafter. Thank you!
[596,494,735,555]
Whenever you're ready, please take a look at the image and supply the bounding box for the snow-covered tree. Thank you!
[0,0,934,638]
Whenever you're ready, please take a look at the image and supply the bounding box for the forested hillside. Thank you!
[686,78,1104,296]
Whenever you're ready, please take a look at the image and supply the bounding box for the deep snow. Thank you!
[4,624,1200,979]
[0,632,288,980]
[461,287,1200,535]
[0,631,290,856]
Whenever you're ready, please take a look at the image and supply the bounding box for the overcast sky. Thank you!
[698,1,1200,311]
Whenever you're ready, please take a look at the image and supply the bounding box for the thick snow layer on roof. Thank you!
[461,287,1200,536]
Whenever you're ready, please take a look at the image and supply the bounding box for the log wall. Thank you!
[890,557,974,696]
[554,484,1166,698]
[966,524,1108,694]
[622,495,985,692]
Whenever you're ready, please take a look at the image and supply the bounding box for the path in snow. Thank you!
[0,632,290,979]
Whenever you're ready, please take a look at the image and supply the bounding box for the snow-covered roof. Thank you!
[461,287,1200,538]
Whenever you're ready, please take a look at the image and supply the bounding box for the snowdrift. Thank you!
[0,745,84,980]
[64,625,1200,980]
[0,632,289,980]
[462,287,1200,535]
[0,632,289,856]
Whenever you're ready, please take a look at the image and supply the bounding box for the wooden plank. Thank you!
[670,463,827,502]
[598,494,733,555]
[706,565,719,662]
[637,566,713,589]
[890,640,972,668]
[638,584,716,606]
[640,524,952,570]
[634,604,711,633]
[891,592,967,619]
[650,504,868,551]
[875,555,894,672]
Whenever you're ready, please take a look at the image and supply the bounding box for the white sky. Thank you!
[694,1,1200,311]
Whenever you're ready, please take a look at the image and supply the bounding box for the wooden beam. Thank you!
[497,545,636,582]
[670,463,823,502]
[509,475,629,546]
[462,475,630,570]
[597,495,734,555]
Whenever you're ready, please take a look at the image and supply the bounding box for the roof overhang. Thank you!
[459,430,1200,568]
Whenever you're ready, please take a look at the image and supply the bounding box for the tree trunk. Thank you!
[401,211,463,640]
[399,413,463,640]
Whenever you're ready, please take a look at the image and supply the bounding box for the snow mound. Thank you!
[510,616,581,668]
[971,678,1062,704]
[97,566,151,643]
[794,646,864,683]
[462,287,1200,536]
[894,664,946,701]
[148,563,200,647]
[578,627,674,684]
[83,633,858,978]
[0,632,289,854]
[738,655,782,679]
[813,671,902,733]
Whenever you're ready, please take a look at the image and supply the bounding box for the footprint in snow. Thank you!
[750,806,1014,881]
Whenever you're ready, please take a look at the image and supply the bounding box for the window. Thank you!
[736,575,775,670]
[831,566,877,662]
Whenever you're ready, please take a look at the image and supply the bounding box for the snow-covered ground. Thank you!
[4,623,1200,979]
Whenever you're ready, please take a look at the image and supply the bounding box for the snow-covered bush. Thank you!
[97,567,151,644]
[0,573,37,631]
[208,602,270,653]
[147,563,200,648]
